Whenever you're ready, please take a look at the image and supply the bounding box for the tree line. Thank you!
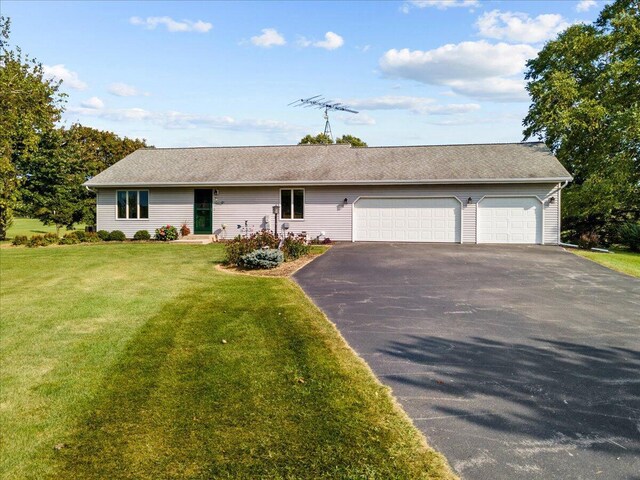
[0,17,148,239]
[2,0,638,245]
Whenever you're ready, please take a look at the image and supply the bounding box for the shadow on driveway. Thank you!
[295,243,640,479]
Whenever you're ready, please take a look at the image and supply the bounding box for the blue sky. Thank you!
[4,0,602,147]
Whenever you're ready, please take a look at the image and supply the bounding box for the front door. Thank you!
[194,189,213,234]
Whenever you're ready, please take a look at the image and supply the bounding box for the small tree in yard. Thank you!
[22,131,88,234]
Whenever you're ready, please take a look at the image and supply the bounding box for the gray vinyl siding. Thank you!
[96,188,193,238]
[95,183,561,243]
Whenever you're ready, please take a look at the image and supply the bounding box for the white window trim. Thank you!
[279,188,305,221]
[116,190,149,220]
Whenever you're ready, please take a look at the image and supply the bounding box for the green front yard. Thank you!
[571,249,640,278]
[2,217,85,242]
[0,243,453,479]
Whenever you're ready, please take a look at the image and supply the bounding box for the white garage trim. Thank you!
[352,195,463,243]
[477,195,544,245]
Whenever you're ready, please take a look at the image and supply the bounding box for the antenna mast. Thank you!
[288,95,358,141]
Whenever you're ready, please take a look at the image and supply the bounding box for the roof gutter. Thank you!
[84,177,573,188]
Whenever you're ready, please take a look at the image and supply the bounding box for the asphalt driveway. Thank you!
[294,243,640,480]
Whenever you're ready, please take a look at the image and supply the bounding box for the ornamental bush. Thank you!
[11,235,28,246]
[59,233,80,245]
[618,222,640,252]
[43,232,60,245]
[578,232,599,250]
[240,248,283,269]
[282,234,310,260]
[133,230,151,241]
[109,230,127,242]
[155,225,178,241]
[84,232,102,243]
[72,230,86,242]
[97,230,110,241]
[224,230,280,265]
[27,235,46,248]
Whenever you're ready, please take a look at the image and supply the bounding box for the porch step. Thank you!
[172,234,217,245]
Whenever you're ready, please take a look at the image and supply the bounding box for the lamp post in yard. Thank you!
[272,205,280,237]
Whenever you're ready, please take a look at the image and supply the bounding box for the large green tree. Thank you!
[18,126,150,229]
[0,16,66,239]
[298,133,367,147]
[61,124,149,177]
[523,0,640,242]
[20,130,88,233]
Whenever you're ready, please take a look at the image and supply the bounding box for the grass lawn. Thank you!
[3,217,85,242]
[571,249,640,278]
[0,243,453,479]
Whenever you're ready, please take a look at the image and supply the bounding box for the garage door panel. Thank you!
[354,197,461,243]
[478,197,542,244]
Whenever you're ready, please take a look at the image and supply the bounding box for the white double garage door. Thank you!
[353,196,543,244]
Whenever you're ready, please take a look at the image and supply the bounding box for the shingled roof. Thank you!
[85,142,572,187]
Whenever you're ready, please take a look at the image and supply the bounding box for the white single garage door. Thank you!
[477,196,542,244]
[354,197,461,242]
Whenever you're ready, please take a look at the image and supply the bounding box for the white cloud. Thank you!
[296,36,312,48]
[250,28,286,47]
[80,97,104,109]
[296,32,344,50]
[576,0,597,12]
[345,96,480,114]
[129,16,212,33]
[402,0,478,13]
[313,31,344,50]
[341,113,376,125]
[42,64,87,90]
[107,82,148,97]
[67,105,300,134]
[379,41,537,102]
[476,10,569,43]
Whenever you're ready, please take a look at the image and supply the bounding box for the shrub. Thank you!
[84,232,102,243]
[43,232,60,245]
[240,248,284,269]
[618,222,640,252]
[223,230,280,265]
[59,233,80,245]
[282,234,310,260]
[252,230,280,249]
[180,223,191,237]
[322,237,332,245]
[72,230,86,242]
[12,235,28,246]
[155,225,178,241]
[97,230,110,241]
[133,230,151,241]
[578,232,599,250]
[27,235,46,248]
[109,230,127,242]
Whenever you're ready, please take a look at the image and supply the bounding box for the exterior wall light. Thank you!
[343,198,348,205]
[272,205,280,236]
[213,189,219,196]
[467,197,473,205]
[549,196,556,204]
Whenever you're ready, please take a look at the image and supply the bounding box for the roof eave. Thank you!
[84,177,573,188]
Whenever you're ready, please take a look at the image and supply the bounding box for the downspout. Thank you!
[555,181,569,245]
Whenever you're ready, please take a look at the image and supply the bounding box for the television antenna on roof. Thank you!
[288,95,358,140]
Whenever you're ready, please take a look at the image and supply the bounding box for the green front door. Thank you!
[194,189,213,234]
